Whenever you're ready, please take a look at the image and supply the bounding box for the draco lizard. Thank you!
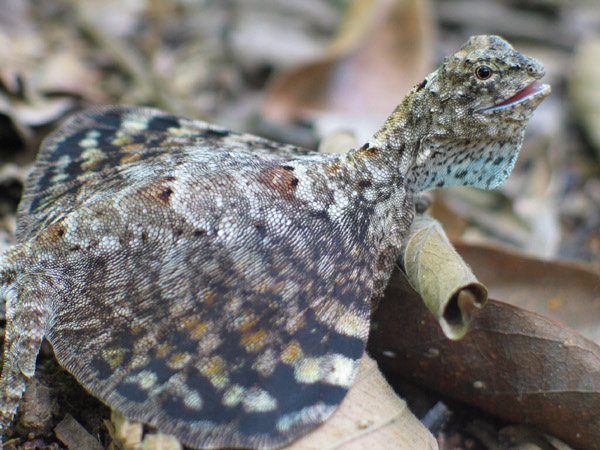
[0,35,550,449]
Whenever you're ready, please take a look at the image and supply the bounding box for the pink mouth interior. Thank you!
[494,81,545,108]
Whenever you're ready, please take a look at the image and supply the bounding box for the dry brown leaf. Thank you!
[369,261,600,450]
[109,412,143,450]
[55,414,104,450]
[262,0,434,124]
[403,215,487,340]
[141,434,182,450]
[454,242,600,343]
[18,378,55,436]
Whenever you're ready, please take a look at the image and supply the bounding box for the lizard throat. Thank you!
[480,81,550,113]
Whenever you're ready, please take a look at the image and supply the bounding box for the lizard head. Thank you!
[370,35,551,192]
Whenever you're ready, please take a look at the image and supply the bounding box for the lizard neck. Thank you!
[368,87,428,154]
[362,86,432,191]
[364,84,528,194]
[336,85,432,187]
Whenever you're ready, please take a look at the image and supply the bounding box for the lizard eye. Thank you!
[475,65,493,80]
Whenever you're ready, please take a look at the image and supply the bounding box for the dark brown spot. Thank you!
[415,79,427,91]
[324,161,343,173]
[158,188,174,203]
[357,143,378,157]
[257,165,299,199]
[139,176,177,205]
[43,219,67,243]
[357,180,372,189]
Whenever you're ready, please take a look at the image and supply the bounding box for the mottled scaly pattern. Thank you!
[0,36,549,449]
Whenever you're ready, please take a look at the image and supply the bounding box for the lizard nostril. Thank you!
[527,65,537,75]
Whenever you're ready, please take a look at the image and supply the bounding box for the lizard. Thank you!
[0,35,550,449]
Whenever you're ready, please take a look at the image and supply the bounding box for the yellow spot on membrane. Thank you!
[243,388,277,413]
[294,357,323,384]
[80,148,105,170]
[156,342,172,358]
[122,117,149,131]
[335,310,368,338]
[324,354,356,387]
[167,126,194,136]
[119,153,142,165]
[237,313,259,332]
[102,348,126,369]
[79,138,98,148]
[137,370,158,390]
[281,340,304,365]
[284,313,306,334]
[111,136,133,147]
[50,173,69,183]
[123,143,144,152]
[183,391,203,410]
[131,354,151,370]
[222,384,245,407]
[199,355,229,390]
[252,347,278,377]
[79,130,100,148]
[182,316,212,340]
[190,322,210,340]
[167,352,191,370]
[81,148,104,160]
[271,281,287,296]
[130,323,144,335]
[81,159,103,170]
[204,290,217,305]
[240,329,268,353]
[182,316,197,329]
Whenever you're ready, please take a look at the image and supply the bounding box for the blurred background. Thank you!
[1,1,600,449]
[0,0,599,268]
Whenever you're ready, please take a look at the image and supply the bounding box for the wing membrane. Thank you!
[20,107,374,448]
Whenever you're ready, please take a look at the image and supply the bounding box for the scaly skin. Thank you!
[0,36,549,449]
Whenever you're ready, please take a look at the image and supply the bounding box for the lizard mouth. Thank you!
[480,81,551,113]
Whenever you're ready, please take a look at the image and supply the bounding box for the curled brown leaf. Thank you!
[402,215,487,340]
